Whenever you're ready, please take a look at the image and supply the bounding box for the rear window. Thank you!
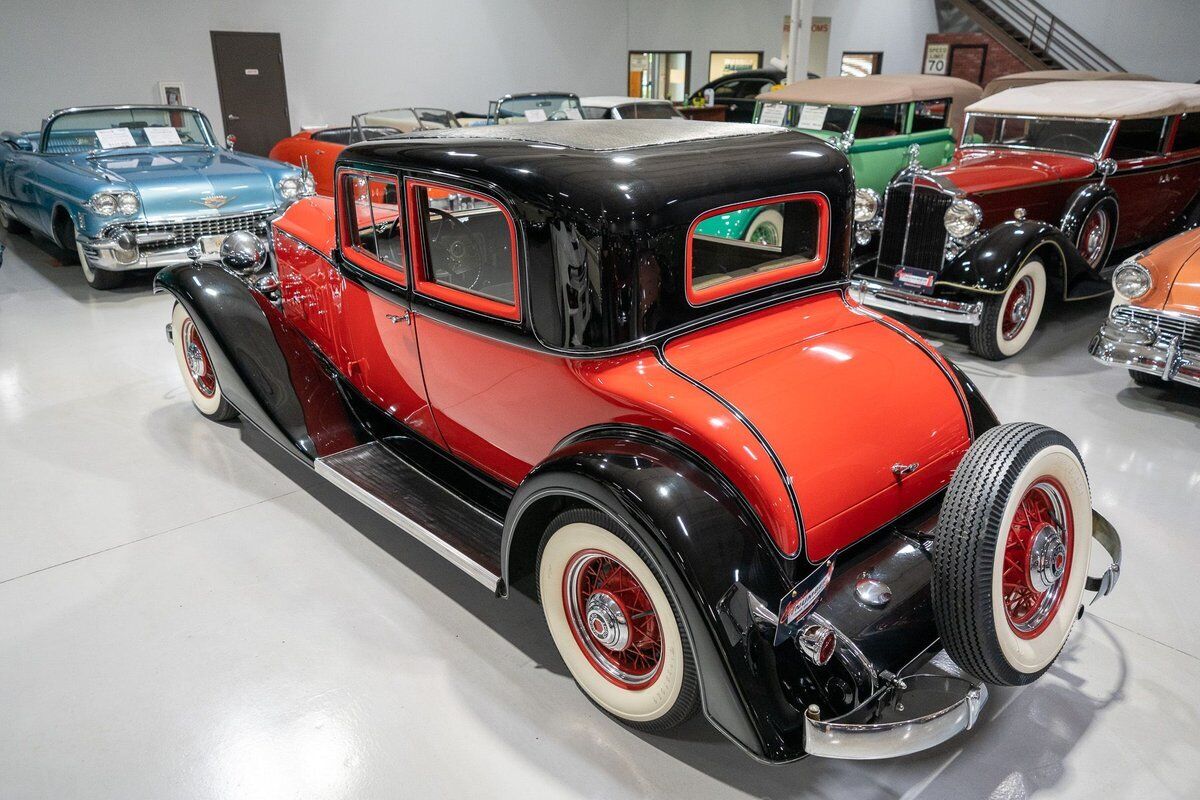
[1110,116,1169,159]
[856,103,906,137]
[911,99,951,132]
[686,193,829,305]
[1173,113,1200,152]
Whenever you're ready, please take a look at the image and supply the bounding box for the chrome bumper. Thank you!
[805,509,1120,760]
[79,237,221,272]
[849,277,984,326]
[1089,314,1200,389]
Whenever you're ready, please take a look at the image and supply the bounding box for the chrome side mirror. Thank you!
[225,134,237,150]
[837,131,855,152]
[1097,158,1117,179]
[220,230,267,274]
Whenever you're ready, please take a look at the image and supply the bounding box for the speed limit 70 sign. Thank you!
[924,43,949,75]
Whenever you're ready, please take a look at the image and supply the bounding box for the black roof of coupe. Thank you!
[344,120,851,233]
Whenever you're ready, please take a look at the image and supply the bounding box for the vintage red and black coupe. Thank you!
[155,120,1120,762]
[852,80,1200,359]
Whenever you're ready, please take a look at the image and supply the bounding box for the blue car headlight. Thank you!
[89,191,139,217]
[116,192,139,216]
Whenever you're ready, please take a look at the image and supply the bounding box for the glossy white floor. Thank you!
[1,231,1197,800]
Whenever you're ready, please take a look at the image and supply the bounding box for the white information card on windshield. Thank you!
[796,104,829,131]
[94,127,137,149]
[758,103,788,127]
[563,107,583,120]
[144,126,182,146]
[524,108,548,122]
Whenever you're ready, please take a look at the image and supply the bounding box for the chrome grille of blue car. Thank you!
[125,211,273,250]
[1111,305,1200,353]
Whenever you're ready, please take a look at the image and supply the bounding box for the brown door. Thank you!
[948,45,987,85]
[210,31,292,156]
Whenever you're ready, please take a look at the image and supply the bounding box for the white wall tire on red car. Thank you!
[537,508,698,730]
[970,259,1047,360]
[933,423,1092,686]
[171,302,237,421]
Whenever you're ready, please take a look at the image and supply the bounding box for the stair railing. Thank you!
[981,0,1126,72]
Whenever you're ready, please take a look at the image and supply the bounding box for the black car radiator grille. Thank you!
[126,211,273,250]
[1112,305,1200,353]
[877,184,952,272]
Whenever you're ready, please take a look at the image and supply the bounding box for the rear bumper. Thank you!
[849,277,983,326]
[1089,314,1200,389]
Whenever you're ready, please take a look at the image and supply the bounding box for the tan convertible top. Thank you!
[757,74,982,135]
[968,80,1200,120]
[982,69,1159,97]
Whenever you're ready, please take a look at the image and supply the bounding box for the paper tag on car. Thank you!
[893,267,938,295]
[200,234,228,254]
[95,127,137,149]
[758,103,788,127]
[796,104,829,131]
[144,127,182,147]
[524,109,548,122]
[563,108,583,120]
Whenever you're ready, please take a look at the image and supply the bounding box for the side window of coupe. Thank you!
[856,104,906,138]
[911,99,951,132]
[687,193,830,305]
[340,171,405,280]
[407,179,520,321]
[1110,116,1169,160]
[1172,113,1200,152]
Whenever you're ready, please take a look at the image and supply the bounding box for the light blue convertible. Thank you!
[0,105,311,288]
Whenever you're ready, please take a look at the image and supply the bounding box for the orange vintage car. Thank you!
[270,108,459,196]
[1090,226,1200,389]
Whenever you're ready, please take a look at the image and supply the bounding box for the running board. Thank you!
[315,442,503,592]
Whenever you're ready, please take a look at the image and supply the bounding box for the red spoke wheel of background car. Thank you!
[171,303,237,421]
[1077,206,1111,269]
[932,423,1092,686]
[538,508,698,730]
[970,258,1047,360]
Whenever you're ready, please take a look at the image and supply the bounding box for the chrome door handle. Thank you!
[892,462,919,479]
[385,312,410,325]
[227,114,240,120]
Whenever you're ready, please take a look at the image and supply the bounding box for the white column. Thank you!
[787,0,815,83]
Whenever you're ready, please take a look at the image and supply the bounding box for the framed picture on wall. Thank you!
[708,51,763,82]
[157,81,186,106]
[839,52,883,77]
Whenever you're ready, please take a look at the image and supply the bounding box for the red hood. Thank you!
[931,148,1097,195]
[664,293,971,561]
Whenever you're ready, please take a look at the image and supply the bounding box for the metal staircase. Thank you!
[939,0,1126,72]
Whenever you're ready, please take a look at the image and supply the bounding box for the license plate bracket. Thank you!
[199,233,227,255]
[893,267,938,295]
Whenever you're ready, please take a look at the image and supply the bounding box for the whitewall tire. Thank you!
[970,258,1047,360]
[743,208,784,247]
[171,302,237,421]
[537,508,698,730]
[74,229,123,290]
[933,423,1092,686]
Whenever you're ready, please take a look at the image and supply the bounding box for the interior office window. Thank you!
[840,51,883,77]
[856,104,906,138]
[1173,113,1200,151]
[1110,117,1168,160]
[911,99,951,132]
[628,51,690,102]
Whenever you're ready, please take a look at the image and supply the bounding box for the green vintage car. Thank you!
[695,75,980,243]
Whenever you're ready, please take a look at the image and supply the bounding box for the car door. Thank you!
[1106,116,1175,245]
[334,167,444,445]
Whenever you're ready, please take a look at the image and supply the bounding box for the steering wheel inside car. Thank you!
[427,208,485,290]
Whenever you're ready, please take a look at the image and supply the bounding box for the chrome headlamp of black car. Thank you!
[943,198,982,239]
[219,230,269,275]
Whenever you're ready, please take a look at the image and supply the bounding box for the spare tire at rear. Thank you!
[932,422,1092,686]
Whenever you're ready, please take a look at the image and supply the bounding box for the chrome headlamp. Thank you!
[89,192,117,216]
[115,192,139,216]
[278,176,303,200]
[853,188,880,223]
[1112,261,1152,300]
[944,198,982,239]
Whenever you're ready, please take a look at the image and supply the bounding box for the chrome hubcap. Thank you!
[585,592,630,651]
[185,342,207,381]
[1028,524,1067,593]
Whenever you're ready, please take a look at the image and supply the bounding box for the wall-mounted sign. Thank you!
[924,43,950,75]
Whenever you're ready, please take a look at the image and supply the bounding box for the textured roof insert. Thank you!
[393,119,788,152]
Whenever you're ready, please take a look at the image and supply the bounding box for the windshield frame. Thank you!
[959,112,1117,160]
[489,94,583,123]
[349,107,458,143]
[40,105,216,154]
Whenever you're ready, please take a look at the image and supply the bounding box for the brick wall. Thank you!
[922,33,1028,88]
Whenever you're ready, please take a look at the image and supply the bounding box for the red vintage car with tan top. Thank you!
[1090,226,1200,389]
[851,80,1200,359]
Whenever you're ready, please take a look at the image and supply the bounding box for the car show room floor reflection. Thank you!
[1,232,1197,799]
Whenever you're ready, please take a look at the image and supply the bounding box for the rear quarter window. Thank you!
[686,193,830,306]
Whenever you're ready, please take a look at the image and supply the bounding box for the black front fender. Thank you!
[939,220,1090,294]
[503,431,849,762]
[154,263,363,461]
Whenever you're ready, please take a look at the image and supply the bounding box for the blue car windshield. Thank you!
[43,108,213,154]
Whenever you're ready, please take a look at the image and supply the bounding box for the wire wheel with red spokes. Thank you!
[181,317,217,399]
[1077,206,1111,269]
[1001,275,1035,342]
[1001,479,1073,638]
[564,550,664,688]
[171,302,237,421]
